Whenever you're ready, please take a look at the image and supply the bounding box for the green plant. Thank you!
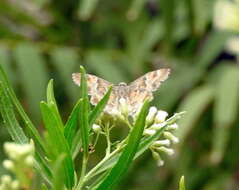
[0,65,184,189]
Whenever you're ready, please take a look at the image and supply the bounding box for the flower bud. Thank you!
[92,124,101,133]
[119,98,128,116]
[167,123,178,130]
[214,1,239,32]
[143,129,156,136]
[3,160,14,171]
[1,175,12,184]
[24,155,34,166]
[155,110,168,123]
[146,106,157,123]
[153,139,170,147]
[150,122,166,130]
[152,151,164,167]
[156,147,174,156]
[163,132,179,144]
[11,180,20,190]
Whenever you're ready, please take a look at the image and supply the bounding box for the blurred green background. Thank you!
[1,0,239,189]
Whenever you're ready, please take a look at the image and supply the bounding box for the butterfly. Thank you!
[72,69,170,115]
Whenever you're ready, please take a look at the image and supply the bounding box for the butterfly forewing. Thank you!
[72,68,170,114]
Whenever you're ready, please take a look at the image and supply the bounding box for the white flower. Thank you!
[156,147,175,156]
[146,106,158,123]
[143,129,156,136]
[92,124,101,133]
[152,151,164,167]
[153,139,171,147]
[155,110,168,123]
[214,0,239,32]
[163,132,179,144]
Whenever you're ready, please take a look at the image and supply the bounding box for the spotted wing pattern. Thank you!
[128,69,170,113]
[72,68,170,115]
[72,73,118,110]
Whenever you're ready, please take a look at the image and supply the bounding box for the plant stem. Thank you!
[82,139,127,184]
[75,155,88,190]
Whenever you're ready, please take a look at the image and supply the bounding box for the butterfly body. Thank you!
[72,69,170,115]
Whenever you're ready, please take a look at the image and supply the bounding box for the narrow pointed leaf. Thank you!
[89,87,112,127]
[47,79,64,127]
[40,102,74,188]
[211,67,239,163]
[0,65,46,153]
[64,99,82,147]
[79,66,90,154]
[0,83,28,143]
[179,176,186,190]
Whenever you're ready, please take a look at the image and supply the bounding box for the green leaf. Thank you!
[0,65,46,153]
[85,50,126,83]
[13,43,48,122]
[161,0,176,50]
[79,66,90,154]
[52,154,67,190]
[0,83,28,144]
[0,67,52,184]
[176,85,214,141]
[211,66,239,163]
[50,47,78,102]
[41,183,49,190]
[46,79,64,128]
[78,0,99,20]
[95,100,149,190]
[64,99,82,148]
[196,31,232,68]
[89,87,112,127]
[127,0,148,20]
[40,102,75,188]
[179,176,186,190]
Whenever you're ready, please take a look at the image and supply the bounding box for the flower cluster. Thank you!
[143,106,182,167]
[0,141,35,190]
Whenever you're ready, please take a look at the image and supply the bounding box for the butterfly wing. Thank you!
[72,73,114,105]
[128,69,170,113]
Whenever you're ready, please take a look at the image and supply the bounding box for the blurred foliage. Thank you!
[0,0,239,189]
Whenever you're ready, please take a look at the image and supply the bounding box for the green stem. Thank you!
[83,139,127,184]
[75,155,88,190]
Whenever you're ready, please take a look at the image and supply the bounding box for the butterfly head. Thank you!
[118,82,127,87]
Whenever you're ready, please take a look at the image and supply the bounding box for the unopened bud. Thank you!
[156,147,174,156]
[11,180,20,190]
[164,132,179,144]
[155,110,168,123]
[146,107,157,123]
[92,124,101,133]
[119,98,128,116]
[150,122,166,130]
[25,155,34,166]
[153,139,170,147]
[3,160,14,171]
[167,123,178,130]
[144,129,156,136]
